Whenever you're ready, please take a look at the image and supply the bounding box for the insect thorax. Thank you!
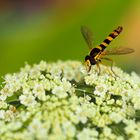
[90,48,101,57]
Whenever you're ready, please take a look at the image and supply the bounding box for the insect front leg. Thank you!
[84,61,92,72]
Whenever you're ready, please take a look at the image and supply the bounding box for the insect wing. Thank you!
[81,26,93,49]
[104,47,134,55]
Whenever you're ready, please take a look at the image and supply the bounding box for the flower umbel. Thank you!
[0,60,140,140]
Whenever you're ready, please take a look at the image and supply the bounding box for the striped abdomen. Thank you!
[96,26,123,52]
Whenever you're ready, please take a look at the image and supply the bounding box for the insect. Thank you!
[81,26,134,75]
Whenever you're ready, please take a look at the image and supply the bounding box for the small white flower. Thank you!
[19,94,36,107]
[29,68,41,79]
[22,86,31,95]
[40,79,51,91]
[50,65,62,77]
[4,110,15,121]
[109,112,123,123]
[62,121,76,137]
[131,90,140,110]
[0,94,7,101]
[38,60,47,71]
[124,120,138,135]
[76,107,88,124]
[103,126,112,137]
[94,85,107,97]
[0,101,8,109]
[32,83,46,101]
[7,121,22,131]
[77,128,98,140]
[0,110,5,119]
[52,85,68,98]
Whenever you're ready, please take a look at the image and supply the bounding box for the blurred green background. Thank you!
[0,0,140,82]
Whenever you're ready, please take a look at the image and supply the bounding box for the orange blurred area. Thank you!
[122,0,140,72]
[125,5,140,54]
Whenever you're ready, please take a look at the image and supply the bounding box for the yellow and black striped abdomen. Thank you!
[97,26,123,51]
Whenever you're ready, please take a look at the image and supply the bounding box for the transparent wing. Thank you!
[81,26,93,49]
[104,47,134,55]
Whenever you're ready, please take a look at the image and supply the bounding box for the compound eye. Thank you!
[85,55,89,61]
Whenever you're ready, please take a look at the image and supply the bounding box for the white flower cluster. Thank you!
[0,60,140,140]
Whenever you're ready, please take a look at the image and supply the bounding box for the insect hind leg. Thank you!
[102,57,119,78]
[96,62,101,75]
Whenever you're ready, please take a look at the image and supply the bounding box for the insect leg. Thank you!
[84,61,90,72]
[88,65,91,72]
[102,57,119,77]
[96,62,101,75]
[98,60,114,77]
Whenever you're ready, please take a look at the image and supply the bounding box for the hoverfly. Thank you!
[81,26,134,74]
